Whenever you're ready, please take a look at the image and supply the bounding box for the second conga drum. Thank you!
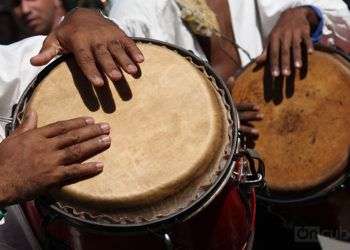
[232,48,350,200]
[232,47,350,236]
[14,39,263,250]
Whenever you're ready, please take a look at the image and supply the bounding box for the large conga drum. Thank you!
[232,47,350,239]
[12,39,264,250]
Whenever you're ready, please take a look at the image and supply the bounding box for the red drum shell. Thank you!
[22,180,256,250]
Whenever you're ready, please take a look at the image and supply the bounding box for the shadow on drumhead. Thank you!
[66,57,137,114]
[95,75,117,113]
[66,57,100,112]
[112,73,133,102]
[253,47,309,105]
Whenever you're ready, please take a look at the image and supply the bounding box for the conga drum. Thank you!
[232,47,350,240]
[11,39,264,250]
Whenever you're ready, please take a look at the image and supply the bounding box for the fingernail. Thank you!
[251,129,259,135]
[253,105,260,111]
[85,117,95,124]
[257,113,264,119]
[92,76,104,86]
[228,76,235,83]
[95,162,104,172]
[127,64,137,73]
[136,54,144,62]
[283,69,290,76]
[308,48,314,54]
[100,135,111,145]
[295,61,302,68]
[110,70,122,80]
[99,123,110,133]
[272,69,280,77]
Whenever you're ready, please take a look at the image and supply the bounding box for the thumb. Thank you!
[30,34,62,66]
[12,110,38,136]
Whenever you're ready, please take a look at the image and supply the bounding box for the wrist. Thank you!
[302,6,321,32]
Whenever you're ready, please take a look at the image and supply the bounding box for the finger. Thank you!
[11,110,38,137]
[239,125,259,136]
[53,123,110,149]
[293,32,302,69]
[239,111,264,121]
[236,103,260,111]
[38,117,95,138]
[302,32,314,54]
[122,36,144,63]
[269,34,281,77]
[58,135,111,165]
[30,34,62,66]
[56,162,104,186]
[108,40,138,75]
[281,32,292,76]
[72,43,105,87]
[93,43,123,82]
[256,48,267,64]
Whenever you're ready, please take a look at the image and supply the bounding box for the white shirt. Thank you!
[0,36,46,140]
[109,0,350,64]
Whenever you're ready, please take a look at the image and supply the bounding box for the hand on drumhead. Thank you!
[0,110,111,207]
[256,6,320,77]
[236,103,263,137]
[30,8,144,87]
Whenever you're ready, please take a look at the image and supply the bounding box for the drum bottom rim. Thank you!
[257,169,349,205]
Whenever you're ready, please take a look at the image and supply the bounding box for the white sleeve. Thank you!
[257,0,350,47]
[0,36,46,140]
[108,0,207,59]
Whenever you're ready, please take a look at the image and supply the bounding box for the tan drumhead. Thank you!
[233,50,350,193]
[28,43,231,219]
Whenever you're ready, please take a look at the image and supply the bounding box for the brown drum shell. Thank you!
[22,180,256,250]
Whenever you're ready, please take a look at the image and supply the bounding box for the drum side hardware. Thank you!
[163,233,174,250]
[232,136,265,188]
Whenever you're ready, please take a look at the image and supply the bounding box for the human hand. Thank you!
[227,77,263,137]
[31,8,144,87]
[256,6,320,77]
[0,111,111,207]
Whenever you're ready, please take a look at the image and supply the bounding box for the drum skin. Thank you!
[22,182,255,250]
[232,49,350,195]
[18,40,255,250]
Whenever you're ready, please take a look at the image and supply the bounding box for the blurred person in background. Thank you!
[12,0,69,36]
[11,0,104,37]
[0,1,19,44]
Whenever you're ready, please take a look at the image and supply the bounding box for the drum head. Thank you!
[21,40,237,227]
[233,49,350,199]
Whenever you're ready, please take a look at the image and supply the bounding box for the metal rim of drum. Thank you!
[233,45,350,205]
[11,37,241,233]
